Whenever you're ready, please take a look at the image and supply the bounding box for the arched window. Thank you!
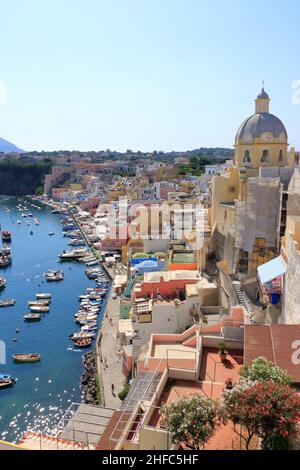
[243,150,251,163]
[279,149,283,163]
[261,149,270,162]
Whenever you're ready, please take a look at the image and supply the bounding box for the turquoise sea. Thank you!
[0,196,105,443]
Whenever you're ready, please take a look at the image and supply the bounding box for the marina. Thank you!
[0,196,110,443]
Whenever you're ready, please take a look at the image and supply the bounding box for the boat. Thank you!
[36,293,52,299]
[44,269,64,281]
[73,338,92,348]
[17,220,21,225]
[29,306,50,313]
[0,299,15,308]
[12,353,41,364]
[48,232,55,236]
[24,313,42,322]
[71,332,95,340]
[28,300,50,307]
[85,260,100,267]
[1,230,11,242]
[59,249,90,261]
[34,218,40,226]
[0,374,15,389]
[0,277,6,290]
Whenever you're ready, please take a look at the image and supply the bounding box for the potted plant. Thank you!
[217,342,228,362]
[225,378,234,390]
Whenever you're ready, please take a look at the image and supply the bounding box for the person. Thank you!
[111,384,115,394]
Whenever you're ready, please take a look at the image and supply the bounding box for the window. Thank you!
[259,248,265,257]
[261,150,270,162]
[243,150,251,163]
[279,149,283,163]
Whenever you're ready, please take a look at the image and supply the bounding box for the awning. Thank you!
[257,255,286,285]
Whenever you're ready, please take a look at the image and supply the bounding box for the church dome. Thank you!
[257,88,269,100]
[236,112,287,142]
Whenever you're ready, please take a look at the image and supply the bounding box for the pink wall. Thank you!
[133,277,198,300]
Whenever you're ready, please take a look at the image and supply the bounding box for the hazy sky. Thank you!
[0,0,300,152]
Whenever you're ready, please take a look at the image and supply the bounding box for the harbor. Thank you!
[0,196,111,443]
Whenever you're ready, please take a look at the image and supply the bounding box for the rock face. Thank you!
[81,352,98,405]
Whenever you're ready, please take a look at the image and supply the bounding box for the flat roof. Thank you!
[244,324,300,383]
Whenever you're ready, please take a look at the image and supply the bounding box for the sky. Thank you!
[0,0,300,152]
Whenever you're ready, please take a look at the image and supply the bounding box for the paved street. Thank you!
[99,292,123,409]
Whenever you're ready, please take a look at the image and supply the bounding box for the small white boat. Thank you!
[44,270,64,282]
[30,306,50,313]
[36,293,52,299]
[28,300,50,307]
[0,299,15,308]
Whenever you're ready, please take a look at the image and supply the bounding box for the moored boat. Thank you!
[36,293,52,299]
[0,374,15,389]
[12,353,41,364]
[0,299,15,308]
[24,313,42,322]
[73,338,92,348]
[1,230,11,242]
[59,248,90,261]
[29,306,50,313]
[44,269,64,281]
[28,300,50,307]
[0,277,6,290]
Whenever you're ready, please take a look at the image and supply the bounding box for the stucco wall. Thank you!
[283,233,300,324]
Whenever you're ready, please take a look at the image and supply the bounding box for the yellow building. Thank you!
[211,88,293,276]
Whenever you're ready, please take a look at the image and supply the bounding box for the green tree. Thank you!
[239,357,291,385]
[160,394,218,450]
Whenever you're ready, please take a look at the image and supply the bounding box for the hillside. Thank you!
[0,137,24,154]
[0,160,52,195]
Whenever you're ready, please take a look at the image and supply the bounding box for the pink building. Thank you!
[132,270,199,301]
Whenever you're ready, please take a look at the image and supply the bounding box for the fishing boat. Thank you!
[28,300,50,307]
[1,230,11,242]
[12,353,41,364]
[59,248,90,261]
[44,269,64,281]
[73,338,92,348]
[0,277,6,290]
[0,299,15,308]
[71,332,95,340]
[29,306,50,313]
[36,293,52,299]
[0,374,15,389]
[24,313,42,322]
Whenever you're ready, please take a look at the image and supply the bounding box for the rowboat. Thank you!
[28,300,50,307]
[12,353,41,364]
[36,293,52,299]
[0,299,16,308]
[29,306,50,313]
[73,338,92,348]
[0,376,15,389]
[24,313,42,322]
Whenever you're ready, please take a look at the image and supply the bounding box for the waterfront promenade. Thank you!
[99,291,123,409]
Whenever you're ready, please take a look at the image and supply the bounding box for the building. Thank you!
[211,88,294,276]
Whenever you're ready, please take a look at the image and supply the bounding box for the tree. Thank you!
[223,379,300,450]
[160,394,218,450]
[239,357,291,385]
